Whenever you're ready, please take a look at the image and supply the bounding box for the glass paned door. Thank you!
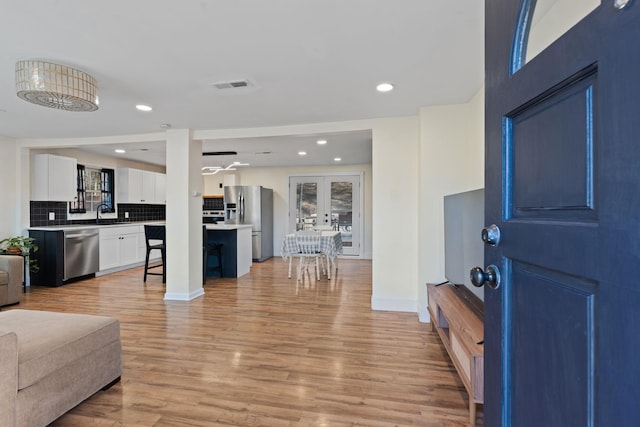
[292,180,324,231]
[328,178,359,253]
[289,175,361,256]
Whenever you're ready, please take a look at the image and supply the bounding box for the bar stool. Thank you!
[144,225,166,283]
[202,226,223,283]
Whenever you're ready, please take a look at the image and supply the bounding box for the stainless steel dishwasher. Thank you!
[64,228,100,280]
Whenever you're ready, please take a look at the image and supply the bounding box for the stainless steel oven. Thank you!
[203,210,225,224]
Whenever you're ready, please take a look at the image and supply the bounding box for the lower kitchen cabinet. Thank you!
[99,226,140,271]
[28,229,65,287]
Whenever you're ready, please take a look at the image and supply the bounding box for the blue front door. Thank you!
[484,1,640,425]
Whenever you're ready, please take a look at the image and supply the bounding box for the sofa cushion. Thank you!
[0,270,8,285]
[0,309,120,390]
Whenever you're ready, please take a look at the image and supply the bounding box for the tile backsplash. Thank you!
[30,201,166,227]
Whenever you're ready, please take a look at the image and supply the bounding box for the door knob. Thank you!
[470,264,501,289]
[481,224,501,246]
[614,0,631,10]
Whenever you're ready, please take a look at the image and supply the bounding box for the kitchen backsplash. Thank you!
[30,201,166,227]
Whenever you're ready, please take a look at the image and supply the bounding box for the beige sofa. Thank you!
[0,309,122,427]
[0,255,23,307]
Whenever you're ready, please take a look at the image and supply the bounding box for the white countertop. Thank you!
[28,221,164,231]
[205,224,253,230]
[29,222,252,232]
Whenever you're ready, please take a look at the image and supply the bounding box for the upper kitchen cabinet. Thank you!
[32,154,77,201]
[116,168,165,204]
[155,173,166,204]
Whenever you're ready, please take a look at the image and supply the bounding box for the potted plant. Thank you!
[0,236,39,272]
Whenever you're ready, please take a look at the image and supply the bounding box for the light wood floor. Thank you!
[12,258,482,426]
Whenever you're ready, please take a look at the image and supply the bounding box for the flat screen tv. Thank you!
[443,188,485,301]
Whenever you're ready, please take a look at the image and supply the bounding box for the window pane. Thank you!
[296,183,318,231]
[331,181,353,247]
[525,0,599,65]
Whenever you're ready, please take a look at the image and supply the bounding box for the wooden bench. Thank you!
[427,283,484,425]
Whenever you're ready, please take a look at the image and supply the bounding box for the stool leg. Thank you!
[203,247,207,284]
[144,249,150,282]
[161,249,166,283]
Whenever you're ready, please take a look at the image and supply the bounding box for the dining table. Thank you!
[281,231,343,279]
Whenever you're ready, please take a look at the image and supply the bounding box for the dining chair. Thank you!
[143,225,166,283]
[286,231,316,279]
[294,231,322,281]
[312,226,334,277]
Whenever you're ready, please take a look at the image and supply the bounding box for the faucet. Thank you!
[95,203,111,224]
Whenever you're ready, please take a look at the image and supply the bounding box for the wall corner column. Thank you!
[164,129,204,300]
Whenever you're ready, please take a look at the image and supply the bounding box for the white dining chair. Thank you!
[294,231,322,281]
[312,226,333,276]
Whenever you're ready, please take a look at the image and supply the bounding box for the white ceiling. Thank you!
[0,1,484,167]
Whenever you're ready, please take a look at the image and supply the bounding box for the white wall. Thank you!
[30,147,165,173]
[213,164,373,259]
[371,117,420,312]
[417,88,485,322]
[0,138,20,239]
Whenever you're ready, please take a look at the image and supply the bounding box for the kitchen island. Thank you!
[204,224,252,278]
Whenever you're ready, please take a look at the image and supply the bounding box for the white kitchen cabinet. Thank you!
[142,170,156,202]
[155,173,166,204]
[32,154,77,201]
[116,168,142,203]
[99,226,140,271]
[117,168,164,204]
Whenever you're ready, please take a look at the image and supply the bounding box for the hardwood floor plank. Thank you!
[10,258,482,426]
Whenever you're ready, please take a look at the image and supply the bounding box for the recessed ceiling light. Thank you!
[136,104,153,112]
[376,83,394,92]
[298,151,307,156]
[114,149,126,154]
[317,139,327,145]
[334,157,342,162]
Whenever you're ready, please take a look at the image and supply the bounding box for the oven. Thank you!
[203,210,225,224]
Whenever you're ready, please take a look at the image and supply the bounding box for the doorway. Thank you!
[289,174,362,257]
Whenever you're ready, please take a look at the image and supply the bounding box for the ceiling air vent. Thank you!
[211,79,253,90]
[203,151,238,156]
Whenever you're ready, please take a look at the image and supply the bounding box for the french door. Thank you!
[289,175,361,256]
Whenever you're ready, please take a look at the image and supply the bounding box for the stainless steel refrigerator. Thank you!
[224,185,273,261]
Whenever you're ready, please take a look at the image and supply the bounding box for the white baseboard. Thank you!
[164,288,205,301]
[418,307,431,323]
[371,297,417,313]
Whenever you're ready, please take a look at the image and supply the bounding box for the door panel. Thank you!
[486,1,640,426]
[509,261,595,427]
[507,67,596,220]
